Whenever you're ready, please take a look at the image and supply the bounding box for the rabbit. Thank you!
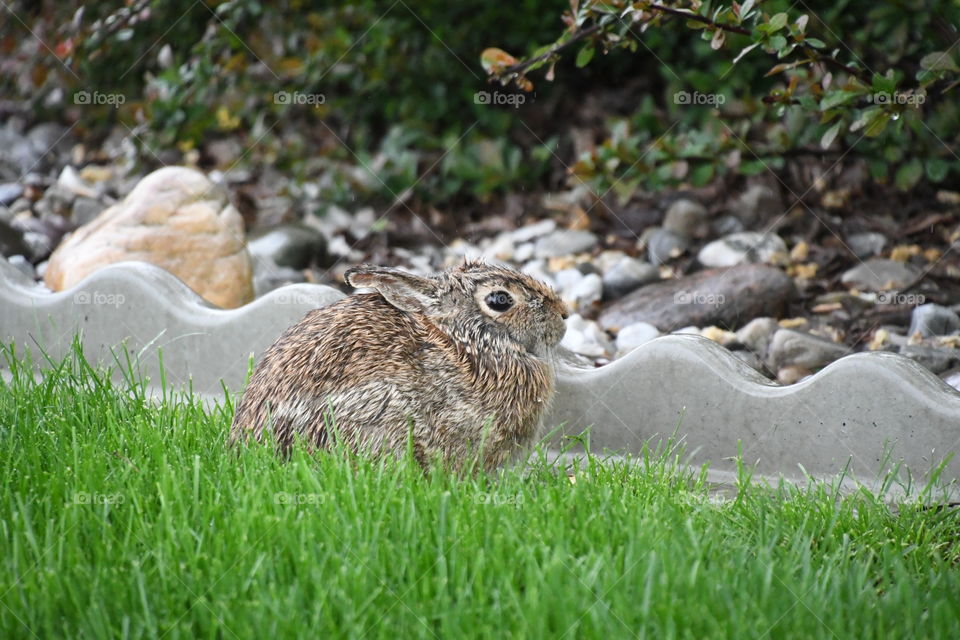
[229,260,569,472]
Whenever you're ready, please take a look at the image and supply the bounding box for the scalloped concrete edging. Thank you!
[2,256,959,489]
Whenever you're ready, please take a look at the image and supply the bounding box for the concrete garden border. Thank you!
[2,255,958,490]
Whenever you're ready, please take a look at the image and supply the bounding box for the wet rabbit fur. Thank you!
[229,260,568,471]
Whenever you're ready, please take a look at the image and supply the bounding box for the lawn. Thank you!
[1,345,959,639]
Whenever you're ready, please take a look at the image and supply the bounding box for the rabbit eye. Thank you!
[484,290,514,312]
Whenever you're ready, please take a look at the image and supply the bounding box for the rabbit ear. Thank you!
[345,266,436,314]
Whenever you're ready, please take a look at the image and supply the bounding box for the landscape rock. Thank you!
[601,256,659,299]
[767,329,849,370]
[253,262,307,298]
[777,365,812,385]
[899,344,959,374]
[71,197,106,226]
[5,254,35,279]
[908,304,960,338]
[840,259,919,291]
[247,222,329,270]
[0,183,23,206]
[599,264,795,332]
[697,231,787,268]
[733,183,782,227]
[846,232,887,259]
[712,214,746,236]
[735,317,780,358]
[534,229,597,258]
[644,227,689,265]
[555,268,602,311]
[510,219,556,243]
[560,314,613,359]
[0,219,29,258]
[11,214,71,261]
[662,198,708,238]
[44,166,254,309]
[615,321,660,357]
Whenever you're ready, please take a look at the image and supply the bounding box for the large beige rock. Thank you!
[45,166,254,308]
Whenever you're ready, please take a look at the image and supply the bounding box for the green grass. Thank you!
[1,344,959,639]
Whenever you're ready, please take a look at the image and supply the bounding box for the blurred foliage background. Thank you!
[1,0,958,214]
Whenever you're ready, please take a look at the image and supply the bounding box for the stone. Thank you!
[560,314,614,359]
[662,199,708,238]
[908,304,960,338]
[534,229,598,258]
[510,219,556,243]
[601,256,659,299]
[840,259,919,291]
[644,227,689,265]
[846,232,887,259]
[767,329,849,370]
[0,183,23,206]
[735,317,780,358]
[253,263,307,298]
[33,183,75,220]
[0,218,29,258]
[777,365,812,385]
[712,214,746,236]
[697,231,788,268]
[899,344,959,375]
[71,197,106,226]
[598,264,795,332]
[521,259,556,289]
[57,165,99,199]
[247,223,329,270]
[733,184,782,227]
[555,268,602,312]
[11,214,71,261]
[615,321,660,357]
[44,166,254,309]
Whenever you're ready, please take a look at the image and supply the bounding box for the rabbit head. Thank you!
[345,260,568,358]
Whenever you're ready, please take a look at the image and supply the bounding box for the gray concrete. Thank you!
[0,257,344,395]
[2,256,959,489]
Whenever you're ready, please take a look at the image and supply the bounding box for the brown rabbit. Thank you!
[229,260,568,472]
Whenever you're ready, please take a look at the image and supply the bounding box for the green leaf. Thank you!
[819,90,857,110]
[925,157,950,183]
[768,35,787,52]
[691,163,715,186]
[894,158,923,191]
[868,159,888,180]
[575,44,595,68]
[871,73,896,95]
[740,159,767,175]
[920,51,959,72]
[820,122,842,149]
[768,12,788,31]
[865,111,891,137]
[804,38,826,48]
